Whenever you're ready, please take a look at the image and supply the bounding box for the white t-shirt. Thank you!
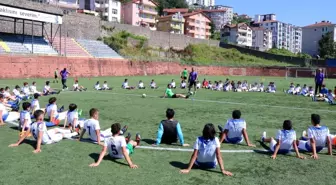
[31,121,51,144]
[194,137,220,164]
[94,84,100,90]
[196,83,201,88]
[326,93,335,101]
[224,119,246,139]
[67,111,79,126]
[0,103,8,118]
[275,129,296,151]
[73,83,79,89]
[301,87,308,94]
[31,99,40,110]
[46,104,58,119]
[181,82,186,88]
[103,83,108,89]
[138,82,144,88]
[13,89,21,96]
[150,82,156,88]
[43,85,51,93]
[122,82,129,88]
[30,85,38,93]
[84,119,101,141]
[104,135,127,159]
[3,91,11,98]
[171,82,176,88]
[22,86,30,95]
[294,86,301,92]
[20,110,32,129]
[307,126,330,148]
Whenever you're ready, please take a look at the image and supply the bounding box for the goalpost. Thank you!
[285,67,327,79]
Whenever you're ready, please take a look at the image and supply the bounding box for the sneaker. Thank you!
[125,133,132,142]
[120,125,128,135]
[261,131,266,142]
[302,130,307,137]
[58,105,65,112]
[185,95,190,99]
[135,133,141,145]
[218,125,224,133]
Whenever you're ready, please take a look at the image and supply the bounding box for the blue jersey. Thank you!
[224,119,246,143]
[276,129,296,151]
[307,126,330,148]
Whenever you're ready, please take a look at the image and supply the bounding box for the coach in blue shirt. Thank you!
[314,68,324,95]
[153,108,189,147]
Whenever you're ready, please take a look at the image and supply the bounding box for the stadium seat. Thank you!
[51,37,91,57]
[76,39,123,59]
[17,35,58,55]
[0,33,30,54]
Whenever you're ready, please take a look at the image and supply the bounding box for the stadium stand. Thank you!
[0,33,30,54]
[51,37,91,57]
[76,39,123,59]
[17,35,58,55]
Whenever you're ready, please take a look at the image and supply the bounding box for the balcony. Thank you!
[188,22,196,26]
[94,3,108,9]
[140,18,156,24]
[140,9,158,15]
[171,24,182,30]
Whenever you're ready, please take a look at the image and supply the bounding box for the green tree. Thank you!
[318,31,336,58]
[231,15,251,25]
[156,0,188,16]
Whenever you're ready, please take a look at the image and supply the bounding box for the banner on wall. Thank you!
[0,5,62,24]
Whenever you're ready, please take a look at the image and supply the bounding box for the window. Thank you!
[322,28,324,31]
[196,20,200,24]
[112,17,118,22]
[266,23,268,26]
[112,9,117,15]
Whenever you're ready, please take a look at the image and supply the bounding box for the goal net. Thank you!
[285,67,327,79]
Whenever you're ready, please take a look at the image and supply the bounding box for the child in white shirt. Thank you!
[138,80,145,89]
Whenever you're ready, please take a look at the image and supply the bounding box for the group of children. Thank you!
[284,83,336,104]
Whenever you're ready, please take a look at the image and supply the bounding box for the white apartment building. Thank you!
[221,23,253,47]
[186,0,215,7]
[204,5,233,32]
[252,27,272,51]
[95,0,121,22]
[252,14,302,53]
[302,21,336,56]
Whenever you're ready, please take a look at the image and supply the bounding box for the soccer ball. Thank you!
[142,94,146,98]
[189,92,194,95]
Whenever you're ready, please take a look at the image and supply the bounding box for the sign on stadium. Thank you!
[0,5,62,24]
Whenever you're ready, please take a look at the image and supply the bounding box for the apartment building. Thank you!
[29,0,79,14]
[95,0,121,22]
[221,23,253,47]
[163,8,188,16]
[252,14,302,53]
[251,27,272,51]
[186,0,215,7]
[302,21,336,56]
[184,12,211,39]
[122,0,158,30]
[203,5,234,32]
[157,12,185,34]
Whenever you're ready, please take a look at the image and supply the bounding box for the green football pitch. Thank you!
[0,75,335,185]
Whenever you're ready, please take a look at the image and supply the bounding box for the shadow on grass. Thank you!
[169,161,221,174]
[142,139,156,145]
[89,153,128,166]
[20,139,37,148]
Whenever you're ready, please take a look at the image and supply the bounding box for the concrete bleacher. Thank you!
[18,35,58,55]
[0,33,30,54]
[76,39,123,59]
[51,37,91,57]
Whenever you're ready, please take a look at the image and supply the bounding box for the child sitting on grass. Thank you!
[45,97,67,126]
[43,81,61,95]
[73,80,87,91]
[138,80,145,89]
[122,79,135,90]
[261,120,305,159]
[163,84,189,99]
[150,79,159,89]
[89,123,141,169]
[218,110,255,147]
[180,80,187,89]
[63,103,84,134]
[102,81,112,90]
[180,123,232,176]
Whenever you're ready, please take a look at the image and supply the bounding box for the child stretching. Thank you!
[261,120,305,159]
[73,80,87,91]
[293,84,301,95]
[9,110,77,153]
[218,110,255,147]
[138,80,145,89]
[285,83,295,94]
[43,81,61,95]
[64,104,84,134]
[297,114,332,159]
[150,79,159,89]
[94,81,102,90]
[102,81,112,90]
[170,79,176,89]
[180,123,232,176]
[0,94,20,125]
[89,123,141,168]
[30,82,42,95]
[265,82,276,93]
[78,108,128,144]
[19,102,32,136]
[122,79,135,90]
[31,93,44,116]
[300,84,308,96]
[45,97,67,126]
[180,80,187,89]
[313,89,335,104]
[163,84,189,99]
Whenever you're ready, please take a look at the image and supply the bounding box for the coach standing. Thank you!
[188,68,198,93]
[314,68,324,96]
[60,68,70,90]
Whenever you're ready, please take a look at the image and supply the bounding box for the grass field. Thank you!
[0,75,335,185]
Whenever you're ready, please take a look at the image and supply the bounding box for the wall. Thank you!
[1,0,63,15]
[220,43,326,67]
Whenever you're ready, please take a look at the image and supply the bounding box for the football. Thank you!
[142,94,146,98]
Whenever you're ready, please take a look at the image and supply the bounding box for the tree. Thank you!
[231,15,251,25]
[318,31,336,58]
[156,0,188,16]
